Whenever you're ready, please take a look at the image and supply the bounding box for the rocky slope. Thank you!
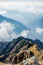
[0,37,43,65]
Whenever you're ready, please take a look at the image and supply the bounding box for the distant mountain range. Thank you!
[0,15,29,34]
[0,15,31,41]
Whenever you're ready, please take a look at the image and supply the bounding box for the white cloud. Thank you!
[0,21,17,41]
[0,21,30,41]
[20,30,30,38]
[36,27,43,34]
[0,2,43,13]
[0,11,7,14]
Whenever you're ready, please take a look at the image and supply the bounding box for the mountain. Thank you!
[0,37,43,56]
[0,15,29,34]
[0,42,8,53]
[0,15,30,42]
[33,39,43,49]
[0,36,43,65]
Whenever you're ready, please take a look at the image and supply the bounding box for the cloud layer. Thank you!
[0,11,7,14]
[0,21,17,41]
[36,27,43,34]
[20,30,30,38]
[0,0,43,2]
[0,21,30,41]
[0,2,43,13]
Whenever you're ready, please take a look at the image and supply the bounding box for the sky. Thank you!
[0,0,43,2]
[0,0,43,42]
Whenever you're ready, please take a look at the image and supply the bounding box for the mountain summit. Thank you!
[0,37,43,65]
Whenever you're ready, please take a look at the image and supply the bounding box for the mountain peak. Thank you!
[17,36,24,39]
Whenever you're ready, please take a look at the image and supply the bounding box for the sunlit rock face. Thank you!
[0,37,43,65]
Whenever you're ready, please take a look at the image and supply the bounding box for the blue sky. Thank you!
[0,1,43,42]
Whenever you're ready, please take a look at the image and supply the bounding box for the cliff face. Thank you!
[0,37,43,65]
